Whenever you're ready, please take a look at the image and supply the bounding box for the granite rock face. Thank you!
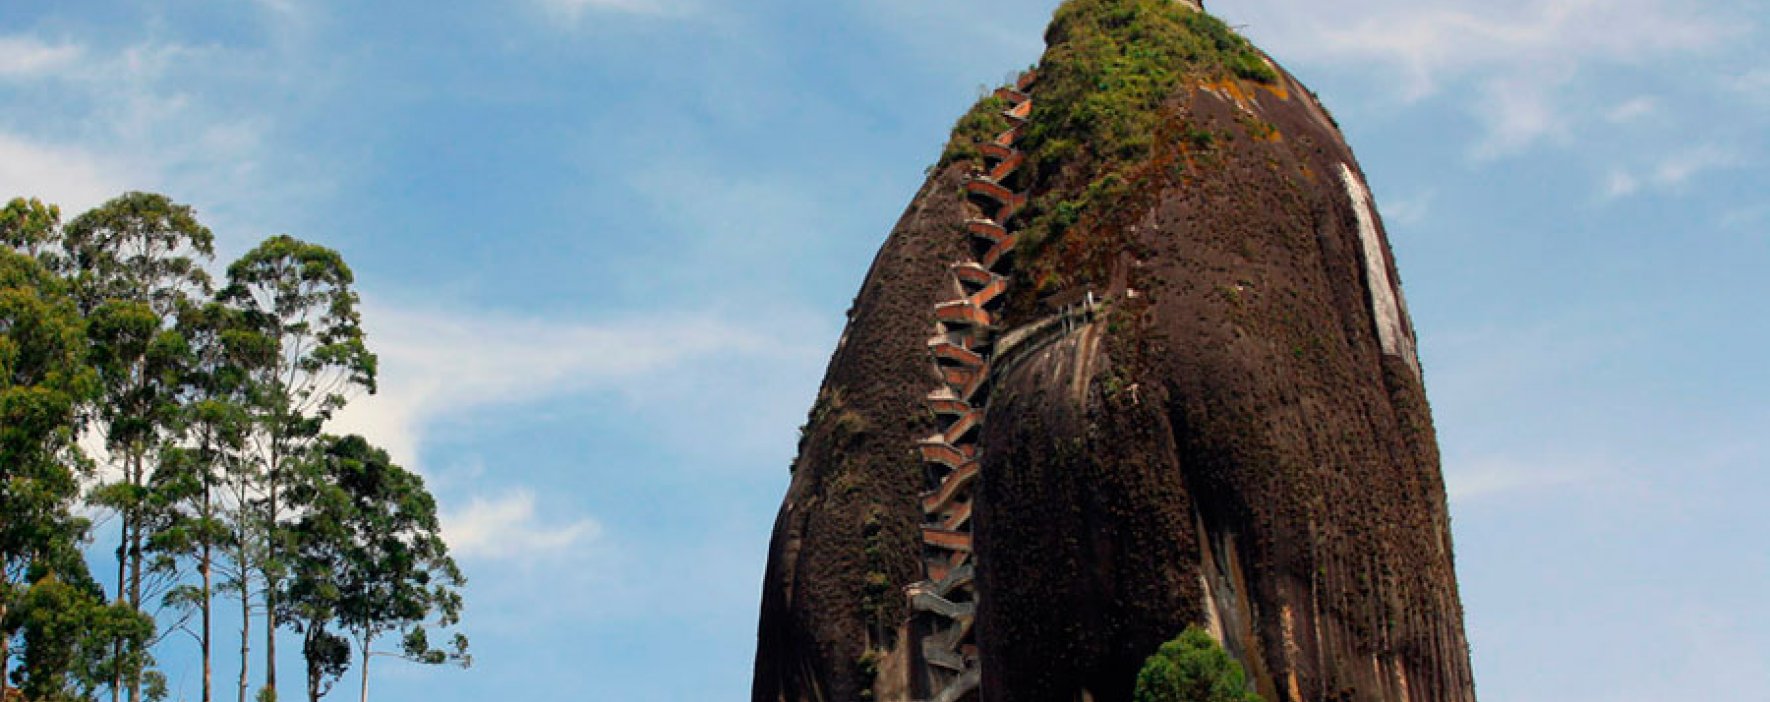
[752,3,1476,701]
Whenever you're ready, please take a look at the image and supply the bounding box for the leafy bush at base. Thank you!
[1132,626,1263,702]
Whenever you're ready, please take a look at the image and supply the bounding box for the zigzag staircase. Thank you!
[906,69,1036,702]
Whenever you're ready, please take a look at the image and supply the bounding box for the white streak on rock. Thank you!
[1339,163,1420,376]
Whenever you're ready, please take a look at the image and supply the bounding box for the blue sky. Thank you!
[2,0,1766,700]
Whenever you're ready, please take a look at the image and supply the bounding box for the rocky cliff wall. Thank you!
[753,2,1476,700]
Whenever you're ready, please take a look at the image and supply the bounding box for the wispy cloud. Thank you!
[1604,96,1659,124]
[0,27,332,254]
[328,298,780,469]
[0,36,83,78]
[1445,453,1599,502]
[324,299,789,570]
[0,132,129,214]
[1228,0,1739,155]
[535,0,693,21]
[1734,67,1770,108]
[443,490,601,561]
[1603,144,1742,199]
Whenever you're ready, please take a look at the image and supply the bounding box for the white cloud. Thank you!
[1471,73,1570,156]
[442,490,601,560]
[536,0,691,21]
[1285,0,1726,95]
[1605,96,1659,124]
[1651,145,1740,187]
[1445,453,1598,502]
[323,300,790,568]
[1602,144,1741,199]
[1378,190,1433,226]
[1604,169,1641,198]
[329,298,779,469]
[1719,204,1769,230]
[0,28,328,257]
[1734,67,1770,108]
[0,36,83,79]
[0,132,130,214]
[1225,0,1737,154]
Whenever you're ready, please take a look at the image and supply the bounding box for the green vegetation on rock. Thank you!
[1021,0,1275,252]
[938,94,1013,169]
[1032,0,1272,164]
[1133,627,1263,702]
[931,0,1281,304]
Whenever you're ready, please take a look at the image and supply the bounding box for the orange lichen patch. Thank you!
[1256,74,1291,101]
[1198,74,1291,113]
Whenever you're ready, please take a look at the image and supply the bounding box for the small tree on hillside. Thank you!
[1132,627,1263,702]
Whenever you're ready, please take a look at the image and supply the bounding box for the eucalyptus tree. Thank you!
[1,197,63,262]
[219,236,375,699]
[0,245,97,702]
[149,301,258,702]
[284,435,465,702]
[10,541,156,702]
[61,192,214,702]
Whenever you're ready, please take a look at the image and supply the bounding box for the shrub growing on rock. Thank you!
[1132,626,1263,702]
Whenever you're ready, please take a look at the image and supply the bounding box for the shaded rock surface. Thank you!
[752,3,1476,701]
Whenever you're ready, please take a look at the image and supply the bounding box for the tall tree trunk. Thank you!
[265,454,279,700]
[128,451,145,702]
[304,625,323,702]
[202,535,214,702]
[1,600,11,702]
[115,511,128,702]
[358,643,370,702]
[238,560,251,702]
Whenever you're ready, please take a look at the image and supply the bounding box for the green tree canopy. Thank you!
[219,234,376,698]
[285,435,465,702]
[1,198,63,261]
[1132,627,1263,702]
